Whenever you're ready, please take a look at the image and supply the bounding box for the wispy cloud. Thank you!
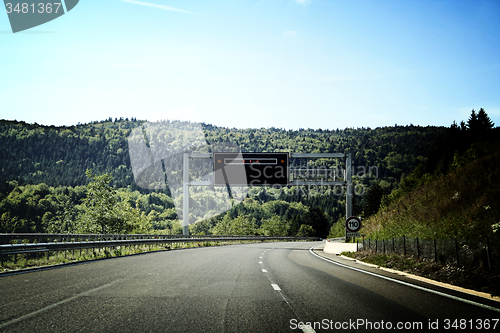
[282,31,297,37]
[119,0,200,15]
[295,0,310,5]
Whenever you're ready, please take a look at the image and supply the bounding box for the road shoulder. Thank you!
[312,243,500,309]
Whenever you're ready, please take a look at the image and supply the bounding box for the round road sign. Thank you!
[345,216,362,233]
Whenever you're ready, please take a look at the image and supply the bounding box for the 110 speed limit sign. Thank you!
[345,216,362,233]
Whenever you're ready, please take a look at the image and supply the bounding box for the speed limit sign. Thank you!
[345,216,362,233]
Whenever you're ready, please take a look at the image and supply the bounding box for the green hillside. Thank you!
[0,117,462,236]
[361,109,500,241]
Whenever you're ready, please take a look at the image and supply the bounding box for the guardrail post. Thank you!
[434,239,437,263]
[486,238,491,271]
[416,237,420,258]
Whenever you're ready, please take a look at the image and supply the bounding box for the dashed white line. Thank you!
[260,247,316,333]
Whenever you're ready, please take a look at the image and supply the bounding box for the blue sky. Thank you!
[1,0,499,130]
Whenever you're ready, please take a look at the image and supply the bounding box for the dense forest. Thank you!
[1,112,491,238]
[0,118,443,188]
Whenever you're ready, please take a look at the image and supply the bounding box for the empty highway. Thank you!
[1,241,499,332]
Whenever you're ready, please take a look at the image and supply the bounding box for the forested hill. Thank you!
[0,118,446,191]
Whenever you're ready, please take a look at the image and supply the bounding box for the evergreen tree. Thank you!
[363,182,383,217]
[468,108,494,132]
[476,108,495,130]
[467,109,479,131]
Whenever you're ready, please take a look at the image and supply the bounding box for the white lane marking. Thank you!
[259,256,262,259]
[308,246,500,313]
[300,324,316,333]
[262,269,267,273]
[259,261,262,264]
[271,283,281,291]
[0,280,120,329]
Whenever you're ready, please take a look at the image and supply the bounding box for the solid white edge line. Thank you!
[309,245,500,313]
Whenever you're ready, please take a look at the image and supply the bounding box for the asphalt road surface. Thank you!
[1,241,499,332]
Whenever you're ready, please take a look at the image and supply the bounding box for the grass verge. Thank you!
[0,240,277,272]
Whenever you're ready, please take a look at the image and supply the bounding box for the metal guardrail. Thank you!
[0,234,321,265]
[0,233,276,244]
[326,237,346,242]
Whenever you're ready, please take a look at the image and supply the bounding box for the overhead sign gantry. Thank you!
[182,152,353,236]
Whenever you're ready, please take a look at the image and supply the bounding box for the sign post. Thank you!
[346,153,352,223]
[183,153,189,235]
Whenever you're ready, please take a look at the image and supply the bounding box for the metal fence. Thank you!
[0,233,320,266]
[357,236,499,270]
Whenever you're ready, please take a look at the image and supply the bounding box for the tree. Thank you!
[260,216,289,236]
[75,169,152,234]
[467,109,479,131]
[476,108,494,130]
[468,108,494,132]
[363,182,383,217]
[296,224,315,237]
[305,207,330,238]
[211,214,258,235]
[76,170,119,233]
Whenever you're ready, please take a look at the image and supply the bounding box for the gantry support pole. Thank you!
[345,152,353,227]
[183,153,189,236]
